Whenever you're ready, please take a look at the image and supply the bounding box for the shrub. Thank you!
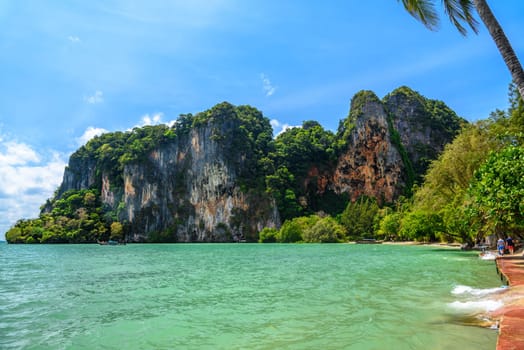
[258,227,278,243]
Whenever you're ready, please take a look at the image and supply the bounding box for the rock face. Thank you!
[315,87,464,204]
[332,91,405,203]
[48,87,464,242]
[383,86,464,178]
[56,106,280,242]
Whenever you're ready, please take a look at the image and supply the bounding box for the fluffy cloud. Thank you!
[141,113,163,125]
[131,113,177,129]
[84,90,104,104]
[270,118,297,137]
[77,126,109,146]
[0,141,40,165]
[0,137,66,239]
[260,73,276,97]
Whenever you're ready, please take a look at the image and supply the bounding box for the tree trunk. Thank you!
[473,0,524,100]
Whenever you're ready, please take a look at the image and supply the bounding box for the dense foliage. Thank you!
[6,102,275,243]
[467,145,524,237]
[7,84,508,244]
[378,84,524,245]
[265,120,342,221]
[261,83,522,245]
[70,125,177,189]
[339,197,380,240]
[6,189,114,243]
[258,214,346,243]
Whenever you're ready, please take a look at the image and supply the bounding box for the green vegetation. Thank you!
[266,120,341,221]
[379,83,524,245]
[259,214,346,243]
[386,114,415,194]
[339,197,380,240]
[6,189,113,243]
[6,102,275,243]
[260,83,523,245]
[8,84,520,245]
[467,145,524,238]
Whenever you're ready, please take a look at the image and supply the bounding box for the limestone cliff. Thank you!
[333,91,405,203]
[383,86,465,178]
[298,87,465,207]
[54,103,280,242]
[38,87,463,243]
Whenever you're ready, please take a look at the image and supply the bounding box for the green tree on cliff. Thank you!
[398,0,524,100]
[267,121,339,219]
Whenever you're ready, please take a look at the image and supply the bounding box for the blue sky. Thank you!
[1,1,523,239]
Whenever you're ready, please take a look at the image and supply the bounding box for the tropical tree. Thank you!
[258,227,278,243]
[302,216,347,243]
[340,196,380,240]
[377,210,402,240]
[413,121,500,212]
[399,0,524,100]
[467,145,524,237]
[399,210,444,242]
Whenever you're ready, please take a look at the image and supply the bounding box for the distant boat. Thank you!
[355,239,382,244]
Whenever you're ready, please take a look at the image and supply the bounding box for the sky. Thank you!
[1,1,523,240]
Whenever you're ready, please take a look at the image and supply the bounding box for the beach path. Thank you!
[494,255,524,350]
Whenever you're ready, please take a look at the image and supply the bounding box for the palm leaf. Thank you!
[400,0,439,30]
[442,0,479,35]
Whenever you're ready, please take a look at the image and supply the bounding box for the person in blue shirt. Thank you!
[497,238,505,256]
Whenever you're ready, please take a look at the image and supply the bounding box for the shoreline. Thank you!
[384,241,524,349]
[490,255,524,349]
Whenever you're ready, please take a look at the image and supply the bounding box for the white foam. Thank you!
[479,252,497,260]
[451,285,507,297]
[448,300,503,312]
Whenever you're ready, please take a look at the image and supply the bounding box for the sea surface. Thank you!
[0,243,504,349]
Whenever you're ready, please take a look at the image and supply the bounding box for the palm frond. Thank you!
[442,0,479,35]
[399,0,439,30]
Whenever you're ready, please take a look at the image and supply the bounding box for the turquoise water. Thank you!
[0,243,502,349]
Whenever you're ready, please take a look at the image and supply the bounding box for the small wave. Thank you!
[479,252,497,260]
[451,285,507,296]
[448,300,503,313]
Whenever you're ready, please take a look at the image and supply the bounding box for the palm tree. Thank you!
[399,0,524,100]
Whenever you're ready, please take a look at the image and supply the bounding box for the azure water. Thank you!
[0,243,502,349]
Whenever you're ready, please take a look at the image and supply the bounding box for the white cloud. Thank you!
[260,73,276,97]
[0,136,67,240]
[77,126,109,146]
[141,113,163,126]
[0,141,40,165]
[130,112,177,129]
[84,90,104,104]
[68,35,81,43]
[270,119,298,137]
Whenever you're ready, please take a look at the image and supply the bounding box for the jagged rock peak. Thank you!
[349,90,382,119]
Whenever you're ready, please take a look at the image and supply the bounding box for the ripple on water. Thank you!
[0,243,501,349]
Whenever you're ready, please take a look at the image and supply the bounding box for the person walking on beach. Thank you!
[506,236,515,255]
[497,238,505,256]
